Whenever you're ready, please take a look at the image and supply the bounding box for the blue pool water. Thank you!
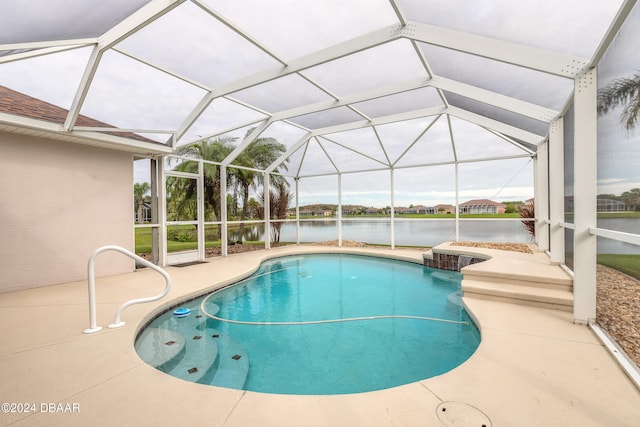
[135,254,480,395]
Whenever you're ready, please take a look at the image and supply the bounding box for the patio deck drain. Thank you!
[436,401,491,426]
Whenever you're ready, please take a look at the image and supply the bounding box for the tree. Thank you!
[257,180,293,243]
[247,197,260,218]
[174,136,236,222]
[598,71,640,131]
[133,182,150,224]
[233,129,288,240]
[518,200,535,239]
[621,188,640,211]
[172,133,291,244]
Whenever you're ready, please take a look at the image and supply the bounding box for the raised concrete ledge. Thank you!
[427,241,574,311]
[462,280,574,312]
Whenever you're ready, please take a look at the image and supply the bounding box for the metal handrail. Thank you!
[84,245,172,334]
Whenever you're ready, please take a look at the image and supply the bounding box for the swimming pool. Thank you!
[135,254,480,394]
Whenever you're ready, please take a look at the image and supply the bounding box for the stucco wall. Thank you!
[0,132,135,292]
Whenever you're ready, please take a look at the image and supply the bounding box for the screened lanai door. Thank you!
[164,169,204,265]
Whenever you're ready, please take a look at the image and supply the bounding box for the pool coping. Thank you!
[1,244,639,426]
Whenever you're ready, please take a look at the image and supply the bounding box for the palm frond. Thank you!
[598,71,640,130]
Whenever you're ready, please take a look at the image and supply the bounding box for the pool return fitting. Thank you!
[84,245,172,334]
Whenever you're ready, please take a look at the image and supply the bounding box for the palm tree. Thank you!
[173,133,289,245]
[598,71,640,131]
[134,182,150,224]
[232,129,288,240]
[174,136,236,222]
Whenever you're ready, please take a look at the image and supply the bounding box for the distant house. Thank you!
[365,207,379,215]
[135,201,152,223]
[565,196,627,213]
[435,204,455,214]
[412,205,436,214]
[322,210,333,216]
[459,199,506,214]
[597,198,625,212]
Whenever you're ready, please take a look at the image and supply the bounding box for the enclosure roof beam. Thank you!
[191,0,287,65]
[446,106,545,145]
[292,151,533,180]
[405,20,589,78]
[430,76,559,123]
[310,105,447,136]
[174,18,583,144]
[98,0,187,51]
[0,39,97,64]
[270,74,557,129]
[64,0,187,131]
[265,132,313,174]
[271,77,433,122]
[175,23,408,136]
[221,118,273,167]
[387,0,408,26]
[590,0,638,67]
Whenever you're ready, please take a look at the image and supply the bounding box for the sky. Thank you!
[1,0,634,208]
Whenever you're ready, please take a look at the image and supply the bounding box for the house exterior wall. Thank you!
[0,132,134,292]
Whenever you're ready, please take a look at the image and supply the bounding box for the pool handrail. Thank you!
[84,245,172,334]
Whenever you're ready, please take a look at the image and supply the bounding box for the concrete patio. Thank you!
[1,245,638,426]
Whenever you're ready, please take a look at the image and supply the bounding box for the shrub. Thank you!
[518,200,535,238]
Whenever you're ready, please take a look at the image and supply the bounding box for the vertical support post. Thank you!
[220,165,228,257]
[159,156,167,267]
[150,158,159,265]
[295,178,300,244]
[573,68,598,324]
[534,141,550,251]
[264,172,271,249]
[390,167,395,249]
[549,118,565,264]
[337,173,343,247]
[197,161,205,261]
[455,162,460,241]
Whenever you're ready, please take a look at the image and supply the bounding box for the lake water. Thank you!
[597,218,640,254]
[230,217,640,255]
[279,219,532,247]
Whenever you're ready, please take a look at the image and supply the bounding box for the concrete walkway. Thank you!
[1,245,638,426]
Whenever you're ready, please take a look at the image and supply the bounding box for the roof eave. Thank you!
[0,112,172,155]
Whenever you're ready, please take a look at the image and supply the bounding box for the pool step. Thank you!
[462,278,573,312]
[461,257,573,291]
[208,328,250,390]
[135,328,186,371]
[454,251,574,312]
[160,326,220,384]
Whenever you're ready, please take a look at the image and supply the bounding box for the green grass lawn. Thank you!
[597,254,640,280]
[596,211,640,219]
[135,226,214,253]
[135,225,267,253]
